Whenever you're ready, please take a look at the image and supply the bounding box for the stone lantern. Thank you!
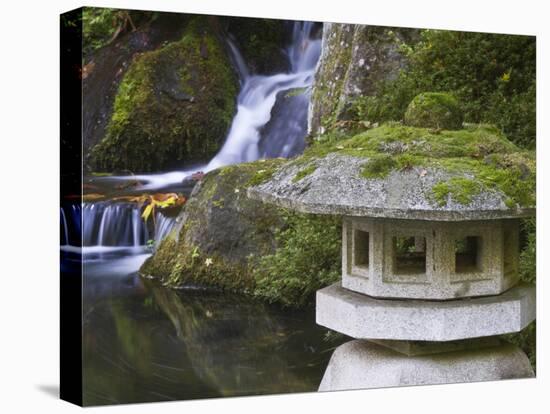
[248,136,536,390]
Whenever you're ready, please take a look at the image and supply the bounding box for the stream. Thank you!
[62,21,343,405]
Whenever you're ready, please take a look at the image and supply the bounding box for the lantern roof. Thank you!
[247,124,535,221]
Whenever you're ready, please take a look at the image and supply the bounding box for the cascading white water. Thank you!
[108,21,321,190]
[205,21,321,172]
[61,203,176,249]
[154,214,177,249]
[68,22,321,250]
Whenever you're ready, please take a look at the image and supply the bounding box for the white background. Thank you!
[0,0,548,412]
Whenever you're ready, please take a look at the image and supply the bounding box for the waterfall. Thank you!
[154,214,177,249]
[66,21,321,250]
[106,21,321,190]
[61,202,176,249]
[205,21,321,172]
[226,36,249,81]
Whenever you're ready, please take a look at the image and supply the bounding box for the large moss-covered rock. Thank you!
[404,92,463,130]
[82,12,190,171]
[140,160,285,290]
[90,18,238,172]
[140,159,341,306]
[309,24,417,135]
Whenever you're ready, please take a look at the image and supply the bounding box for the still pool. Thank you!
[67,247,344,405]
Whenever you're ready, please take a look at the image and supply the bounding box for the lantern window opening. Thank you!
[353,229,370,269]
[392,235,427,275]
[455,236,482,274]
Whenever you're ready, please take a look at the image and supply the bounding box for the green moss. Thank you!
[90,17,238,172]
[349,29,536,148]
[164,244,255,293]
[404,92,463,130]
[245,158,286,186]
[292,164,317,182]
[285,87,307,98]
[141,238,179,280]
[361,155,397,178]
[432,177,482,206]
[303,123,515,160]
[360,153,419,179]
[310,27,354,133]
[299,123,535,208]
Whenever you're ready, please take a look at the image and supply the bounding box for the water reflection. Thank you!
[82,251,343,405]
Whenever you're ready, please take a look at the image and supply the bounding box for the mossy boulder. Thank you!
[140,160,341,307]
[404,92,464,130]
[90,18,238,172]
[82,12,190,171]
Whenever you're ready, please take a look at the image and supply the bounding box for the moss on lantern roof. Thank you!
[247,123,535,220]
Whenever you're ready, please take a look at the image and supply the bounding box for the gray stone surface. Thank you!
[342,217,520,299]
[316,283,536,341]
[319,340,534,391]
[308,24,415,136]
[247,153,534,221]
[370,337,502,356]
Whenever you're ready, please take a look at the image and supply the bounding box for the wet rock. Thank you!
[309,24,417,135]
[259,88,309,158]
[90,17,239,173]
[140,160,286,290]
[82,13,191,172]
[224,17,290,75]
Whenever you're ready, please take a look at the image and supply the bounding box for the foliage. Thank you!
[504,218,536,369]
[351,29,536,148]
[252,213,341,307]
[519,217,536,284]
[82,193,186,223]
[82,8,156,58]
[82,8,119,55]
[136,193,185,223]
[225,17,288,74]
